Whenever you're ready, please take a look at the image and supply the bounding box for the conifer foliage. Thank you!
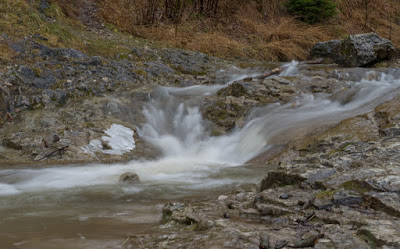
[284,0,337,24]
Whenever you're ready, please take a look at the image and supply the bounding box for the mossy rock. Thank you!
[217,82,248,98]
[260,171,305,191]
[357,228,385,248]
[2,139,23,150]
[203,100,247,133]
[340,180,371,194]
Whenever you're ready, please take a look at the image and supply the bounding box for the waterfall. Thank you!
[1,66,400,196]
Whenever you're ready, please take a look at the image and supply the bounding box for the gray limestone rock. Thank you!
[310,33,395,67]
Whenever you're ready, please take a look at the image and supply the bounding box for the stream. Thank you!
[1,62,400,248]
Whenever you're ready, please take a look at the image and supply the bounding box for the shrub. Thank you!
[284,0,337,24]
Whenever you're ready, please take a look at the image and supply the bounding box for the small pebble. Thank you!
[53,134,60,143]
[279,193,289,199]
[223,213,230,219]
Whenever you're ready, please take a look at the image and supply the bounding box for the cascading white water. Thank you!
[1,64,400,197]
[2,62,400,249]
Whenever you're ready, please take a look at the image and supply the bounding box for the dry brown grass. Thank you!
[3,0,399,61]
[100,0,336,60]
[337,0,400,45]
[0,42,14,63]
[97,0,400,61]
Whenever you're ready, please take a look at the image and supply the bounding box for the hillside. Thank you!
[1,0,400,61]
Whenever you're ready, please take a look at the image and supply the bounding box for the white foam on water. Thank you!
[0,183,21,196]
[1,65,400,196]
[279,60,299,76]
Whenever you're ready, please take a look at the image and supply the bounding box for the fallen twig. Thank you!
[242,58,324,82]
[243,67,283,82]
[6,112,13,121]
[35,145,69,161]
[254,67,284,79]
[121,236,130,247]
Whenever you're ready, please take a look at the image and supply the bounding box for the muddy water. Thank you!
[2,63,400,248]
[0,165,267,249]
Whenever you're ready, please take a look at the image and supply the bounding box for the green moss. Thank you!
[373,61,388,68]
[84,122,95,128]
[315,189,336,199]
[341,180,369,194]
[339,142,356,151]
[31,102,45,110]
[32,67,42,77]
[210,129,223,136]
[357,229,383,249]
[217,82,247,97]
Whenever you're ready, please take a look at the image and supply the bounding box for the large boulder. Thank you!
[310,33,395,67]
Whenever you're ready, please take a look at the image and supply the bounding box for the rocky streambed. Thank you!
[1,35,400,249]
[122,66,400,249]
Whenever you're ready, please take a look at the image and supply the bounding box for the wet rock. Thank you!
[358,220,400,247]
[162,202,185,222]
[256,187,315,208]
[291,233,318,248]
[302,168,337,189]
[367,192,400,217]
[53,134,60,143]
[260,233,271,249]
[218,82,248,97]
[218,195,229,202]
[274,240,288,249]
[310,33,395,67]
[260,171,305,191]
[310,40,341,59]
[161,49,213,75]
[279,193,289,199]
[379,127,400,138]
[256,203,292,216]
[119,172,141,184]
[203,100,247,134]
[221,228,261,249]
[2,139,22,150]
[313,198,334,210]
[17,65,57,89]
[240,208,261,219]
[143,62,174,77]
[332,189,363,207]
[196,219,215,231]
[315,224,370,249]
[58,48,87,59]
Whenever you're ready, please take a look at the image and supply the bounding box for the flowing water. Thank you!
[2,63,400,248]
